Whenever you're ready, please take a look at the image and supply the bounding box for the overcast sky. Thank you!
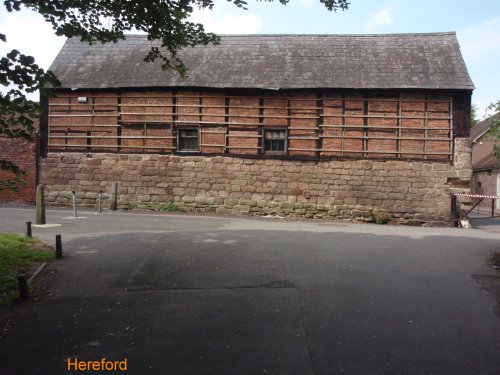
[1,0,499,118]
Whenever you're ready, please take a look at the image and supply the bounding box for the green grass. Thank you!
[0,232,54,304]
[372,211,391,224]
[160,202,178,212]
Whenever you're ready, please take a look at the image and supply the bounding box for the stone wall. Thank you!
[38,138,471,226]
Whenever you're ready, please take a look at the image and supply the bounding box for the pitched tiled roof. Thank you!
[49,32,474,90]
[471,113,500,143]
[472,141,497,170]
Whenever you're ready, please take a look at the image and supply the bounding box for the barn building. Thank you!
[39,32,474,225]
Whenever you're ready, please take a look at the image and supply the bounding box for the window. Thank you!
[178,128,199,151]
[264,129,287,153]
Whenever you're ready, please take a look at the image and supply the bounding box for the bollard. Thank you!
[18,275,29,300]
[35,184,46,225]
[98,191,103,214]
[55,234,63,259]
[72,191,79,218]
[110,182,118,211]
[450,195,457,227]
[26,221,32,238]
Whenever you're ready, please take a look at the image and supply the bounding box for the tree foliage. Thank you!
[484,101,500,166]
[0,0,350,191]
[0,43,59,191]
[470,103,478,128]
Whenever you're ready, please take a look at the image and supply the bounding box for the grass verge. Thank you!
[0,232,54,305]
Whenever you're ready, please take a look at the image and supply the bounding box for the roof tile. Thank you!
[49,33,474,90]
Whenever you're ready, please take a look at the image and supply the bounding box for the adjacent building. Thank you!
[471,113,499,209]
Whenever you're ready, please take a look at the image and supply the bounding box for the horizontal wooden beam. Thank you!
[48,144,176,150]
[49,135,176,140]
[52,94,452,104]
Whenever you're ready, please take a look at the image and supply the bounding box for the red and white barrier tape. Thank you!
[452,193,500,199]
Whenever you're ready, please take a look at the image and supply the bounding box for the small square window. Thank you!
[264,129,287,153]
[178,128,199,151]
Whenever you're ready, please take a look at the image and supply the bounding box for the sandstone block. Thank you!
[233,205,251,214]
[224,198,238,207]
[240,199,257,207]
[279,201,295,211]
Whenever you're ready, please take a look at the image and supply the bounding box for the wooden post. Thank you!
[18,275,29,300]
[55,234,63,259]
[98,191,103,214]
[110,182,118,211]
[450,194,457,227]
[72,190,79,217]
[492,198,495,217]
[35,184,46,225]
[26,222,32,238]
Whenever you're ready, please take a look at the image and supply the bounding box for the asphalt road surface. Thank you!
[0,206,499,375]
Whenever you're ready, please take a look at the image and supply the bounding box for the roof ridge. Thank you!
[121,32,457,38]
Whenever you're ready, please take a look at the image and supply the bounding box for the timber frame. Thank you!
[42,88,471,162]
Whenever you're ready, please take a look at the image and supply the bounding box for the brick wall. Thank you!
[47,90,455,161]
[38,138,471,226]
[471,169,499,209]
[472,170,498,196]
[0,136,37,203]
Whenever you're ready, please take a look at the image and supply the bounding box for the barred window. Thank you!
[178,128,199,151]
[264,129,286,153]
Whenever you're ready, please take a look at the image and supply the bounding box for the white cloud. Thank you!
[366,8,394,31]
[190,7,263,34]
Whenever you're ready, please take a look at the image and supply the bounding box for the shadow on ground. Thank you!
[0,228,499,375]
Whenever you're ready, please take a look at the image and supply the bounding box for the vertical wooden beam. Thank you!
[363,95,368,158]
[258,97,264,154]
[117,91,122,152]
[66,95,71,151]
[225,95,230,154]
[286,94,291,156]
[39,93,49,157]
[397,94,401,159]
[198,92,203,152]
[449,96,454,162]
[172,91,178,151]
[424,94,428,160]
[86,131,91,152]
[341,94,346,157]
[91,92,95,135]
[316,91,324,159]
